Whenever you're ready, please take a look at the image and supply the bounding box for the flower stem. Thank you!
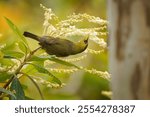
[0,47,41,96]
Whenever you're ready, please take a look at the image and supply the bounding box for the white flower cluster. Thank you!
[31,75,65,88]
[48,68,78,74]
[84,68,110,80]
[40,4,59,36]
[66,13,107,25]
[61,55,87,62]
[39,5,110,81]
[41,4,108,51]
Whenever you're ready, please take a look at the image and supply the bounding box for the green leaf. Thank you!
[29,63,62,85]
[3,55,15,59]
[21,62,37,74]
[29,55,47,61]
[3,50,24,58]
[10,78,25,100]
[0,51,4,59]
[1,37,16,51]
[51,76,62,85]
[25,96,34,100]
[29,63,49,74]
[0,87,16,99]
[0,58,14,66]
[21,84,28,90]
[30,55,80,69]
[4,17,29,49]
[22,73,44,100]
[0,72,13,82]
[49,56,80,69]
[18,41,29,54]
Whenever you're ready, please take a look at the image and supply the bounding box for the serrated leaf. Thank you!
[4,17,29,49]
[0,87,16,99]
[10,78,25,100]
[3,50,24,58]
[0,72,13,82]
[18,41,29,54]
[29,63,62,85]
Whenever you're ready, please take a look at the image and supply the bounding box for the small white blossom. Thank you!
[39,5,109,86]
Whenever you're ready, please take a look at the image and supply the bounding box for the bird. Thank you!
[23,31,88,57]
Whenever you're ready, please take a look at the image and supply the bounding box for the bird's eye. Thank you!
[84,39,88,44]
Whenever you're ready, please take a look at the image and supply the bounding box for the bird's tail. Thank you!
[23,31,41,41]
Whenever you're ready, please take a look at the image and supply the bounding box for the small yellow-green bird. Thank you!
[23,31,88,57]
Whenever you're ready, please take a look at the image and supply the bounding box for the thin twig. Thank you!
[19,72,44,100]
[3,75,14,89]
[1,47,42,90]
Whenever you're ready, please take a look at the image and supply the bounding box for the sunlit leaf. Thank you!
[28,64,43,73]
[0,87,16,99]
[21,63,36,74]
[0,58,14,66]
[3,55,15,59]
[0,72,13,82]
[25,96,34,100]
[1,37,16,51]
[29,63,62,85]
[21,84,28,90]
[3,50,24,58]
[22,73,44,100]
[49,56,80,69]
[18,41,29,54]
[0,51,4,59]
[29,55,47,61]
[4,17,29,49]
[30,55,80,69]
[10,78,25,100]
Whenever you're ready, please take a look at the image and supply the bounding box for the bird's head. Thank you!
[78,35,89,47]
[75,35,89,53]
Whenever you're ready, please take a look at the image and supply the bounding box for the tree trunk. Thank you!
[108,0,150,99]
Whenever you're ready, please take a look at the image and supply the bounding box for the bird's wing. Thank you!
[42,36,61,45]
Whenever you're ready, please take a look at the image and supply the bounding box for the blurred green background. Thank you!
[0,0,109,100]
